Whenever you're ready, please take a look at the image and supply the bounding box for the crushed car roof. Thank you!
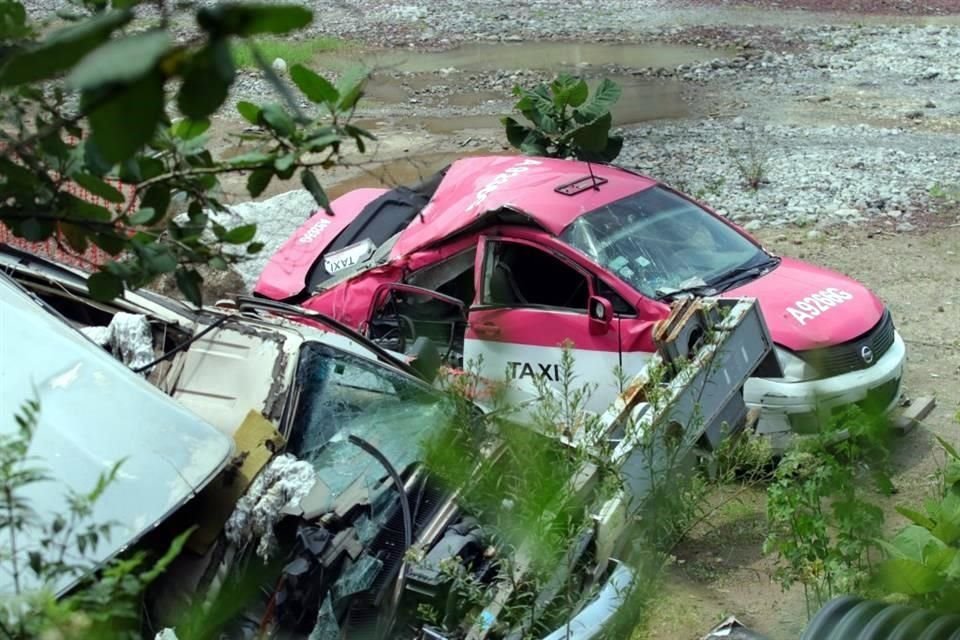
[391,155,656,256]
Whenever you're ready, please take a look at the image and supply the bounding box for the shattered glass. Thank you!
[331,553,384,602]
[307,594,340,640]
[287,343,450,502]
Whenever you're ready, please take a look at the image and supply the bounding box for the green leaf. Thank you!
[290,63,338,105]
[247,241,264,254]
[197,3,312,37]
[575,77,622,122]
[568,112,613,153]
[550,74,588,108]
[259,103,294,137]
[172,117,211,140]
[177,38,234,119]
[222,223,256,244]
[61,223,89,253]
[228,151,274,167]
[64,193,112,221]
[502,116,533,149]
[19,218,54,241]
[67,30,171,90]
[88,271,124,301]
[0,1,28,40]
[0,9,132,86]
[138,243,176,273]
[877,557,946,595]
[208,255,228,270]
[301,168,331,214]
[889,524,946,561]
[139,185,170,223]
[303,132,341,152]
[246,167,273,197]
[273,153,294,172]
[129,207,157,225]
[897,506,936,530]
[236,100,261,125]
[175,268,203,306]
[92,233,126,255]
[71,172,125,203]
[87,71,164,163]
[937,436,960,461]
[335,65,368,111]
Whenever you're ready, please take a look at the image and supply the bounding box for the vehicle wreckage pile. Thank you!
[1,244,776,639]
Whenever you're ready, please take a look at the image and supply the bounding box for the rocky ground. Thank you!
[208,1,960,245]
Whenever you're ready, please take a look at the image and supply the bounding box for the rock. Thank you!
[743,220,763,231]
[896,222,916,232]
[925,100,937,109]
[271,57,287,75]
[732,116,746,130]
[806,229,822,240]
[905,110,924,120]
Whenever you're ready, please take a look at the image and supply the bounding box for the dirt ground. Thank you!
[639,223,960,639]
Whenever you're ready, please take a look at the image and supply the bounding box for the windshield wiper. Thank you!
[709,256,781,292]
[655,283,718,301]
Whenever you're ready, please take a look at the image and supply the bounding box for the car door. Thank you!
[463,234,626,417]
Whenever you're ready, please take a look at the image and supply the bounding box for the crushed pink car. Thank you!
[255,156,905,445]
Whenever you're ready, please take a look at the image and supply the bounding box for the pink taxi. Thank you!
[255,156,906,444]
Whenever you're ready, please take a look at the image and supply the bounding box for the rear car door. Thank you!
[464,235,625,415]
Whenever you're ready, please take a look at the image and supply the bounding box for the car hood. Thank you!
[727,257,885,352]
[0,275,233,597]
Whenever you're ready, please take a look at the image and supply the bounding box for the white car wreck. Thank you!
[1,245,776,639]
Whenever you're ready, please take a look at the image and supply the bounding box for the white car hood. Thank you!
[0,276,233,597]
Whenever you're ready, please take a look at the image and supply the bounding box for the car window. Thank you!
[286,343,448,497]
[561,186,766,299]
[481,241,589,310]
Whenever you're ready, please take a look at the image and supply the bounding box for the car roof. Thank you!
[392,155,657,256]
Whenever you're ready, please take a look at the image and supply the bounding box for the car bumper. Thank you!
[744,331,906,448]
[541,564,635,640]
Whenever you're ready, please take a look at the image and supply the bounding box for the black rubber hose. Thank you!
[134,314,232,374]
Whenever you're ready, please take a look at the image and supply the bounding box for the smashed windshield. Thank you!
[560,187,767,299]
[286,343,449,498]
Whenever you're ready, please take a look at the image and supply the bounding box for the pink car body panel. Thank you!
[727,257,885,352]
[256,187,389,300]
[391,156,656,256]
[255,155,884,357]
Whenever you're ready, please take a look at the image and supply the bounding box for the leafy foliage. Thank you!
[763,403,892,616]
[0,0,372,305]
[502,73,623,162]
[874,436,960,611]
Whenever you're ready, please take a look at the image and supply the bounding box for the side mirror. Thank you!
[588,295,613,333]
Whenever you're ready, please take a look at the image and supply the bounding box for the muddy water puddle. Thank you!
[367,78,687,133]
[317,41,727,75]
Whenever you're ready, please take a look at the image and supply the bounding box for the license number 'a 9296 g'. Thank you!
[787,288,854,325]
